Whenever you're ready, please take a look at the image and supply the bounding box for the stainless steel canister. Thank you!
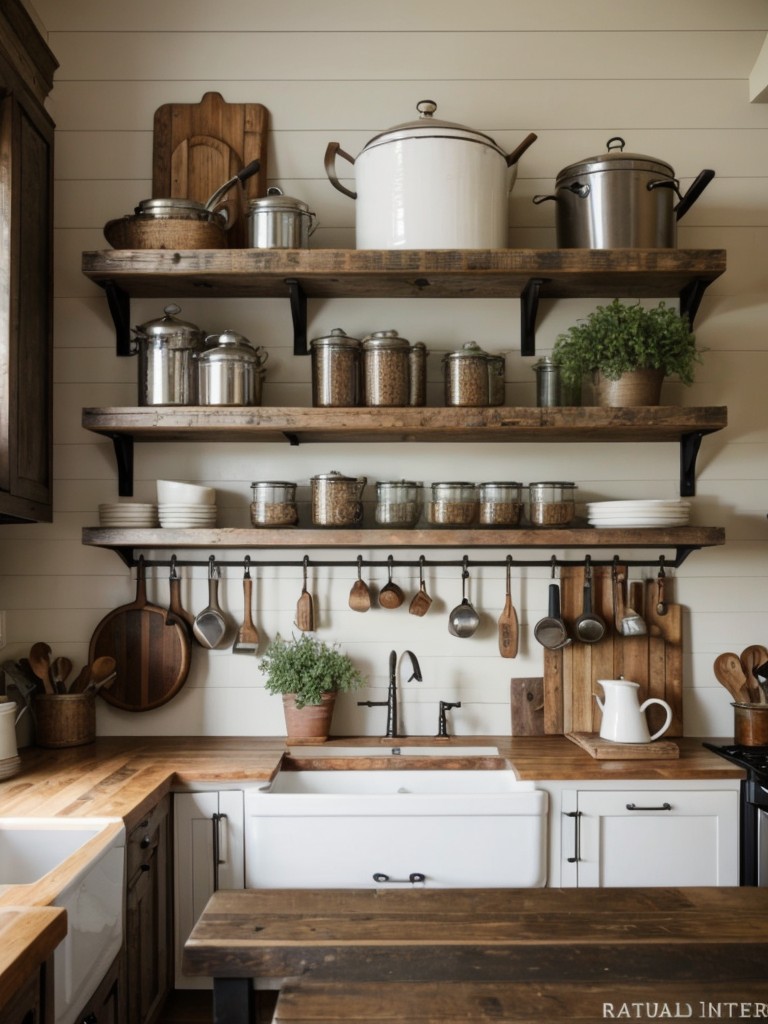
[442,341,491,406]
[362,330,411,406]
[311,471,367,527]
[132,304,206,406]
[408,341,428,407]
[533,355,582,407]
[310,328,361,407]
[198,330,268,406]
[246,186,317,248]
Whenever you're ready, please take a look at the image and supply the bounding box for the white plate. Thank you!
[586,500,689,511]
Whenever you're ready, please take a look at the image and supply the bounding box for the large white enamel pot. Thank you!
[325,100,536,250]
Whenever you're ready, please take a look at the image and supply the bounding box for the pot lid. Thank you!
[443,340,490,362]
[311,470,359,482]
[248,186,312,214]
[310,327,361,349]
[200,331,267,364]
[557,136,675,180]
[362,329,410,350]
[362,100,507,158]
[134,304,205,340]
[134,197,214,219]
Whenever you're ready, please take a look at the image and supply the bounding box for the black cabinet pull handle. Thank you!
[626,802,672,811]
[564,810,582,863]
[373,872,426,884]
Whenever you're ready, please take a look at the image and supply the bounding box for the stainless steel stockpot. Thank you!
[132,304,207,406]
[246,187,317,248]
[533,137,715,248]
[198,330,268,406]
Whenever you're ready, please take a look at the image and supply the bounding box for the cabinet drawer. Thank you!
[127,796,170,876]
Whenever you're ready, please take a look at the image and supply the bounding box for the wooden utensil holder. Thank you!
[34,693,96,748]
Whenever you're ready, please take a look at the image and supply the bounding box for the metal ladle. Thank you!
[534,561,571,650]
[573,558,606,644]
[448,560,480,638]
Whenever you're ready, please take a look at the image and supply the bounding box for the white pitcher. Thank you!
[595,679,672,743]
[0,699,26,762]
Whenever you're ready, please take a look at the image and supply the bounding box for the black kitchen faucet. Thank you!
[357,649,422,738]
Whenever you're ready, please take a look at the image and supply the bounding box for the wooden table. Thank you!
[183,887,768,1023]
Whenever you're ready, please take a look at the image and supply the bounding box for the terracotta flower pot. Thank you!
[593,368,664,407]
[282,692,337,744]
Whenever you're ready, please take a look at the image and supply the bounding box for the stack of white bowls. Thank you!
[157,480,217,528]
[99,502,159,528]
[586,499,690,528]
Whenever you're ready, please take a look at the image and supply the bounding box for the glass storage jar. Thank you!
[362,330,411,406]
[250,481,298,527]
[375,480,422,527]
[311,471,367,527]
[426,482,478,527]
[527,481,577,527]
[442,341,491,406]
[310,328,361,407]
[478,482,523,526]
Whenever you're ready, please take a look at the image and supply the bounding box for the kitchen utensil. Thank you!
[166,559,196,639]
[193,558,230,649]
[379,557,405,609]
[533,136,715,248]
[349,556,372,613]
[754,661,768,703]
[595,678,673,743]
[713,652,752,704]
[73,655,116,695]
[325,99,536,249]
[295,557,315,632]
[409,557,432,617]
[28,642,54,694]
[740,645,768,699]
[51,656,73,693]
[655,562,668,615]
[498,557,519,658]
[233,559,260,654]
[533,578,571,650]
[89,557,190,711]
[1,661,38,710]
[613,567,647,636]
[247,186,317,248]
[573,560,606,644]
[448,563,480,638]
[198,330,268,406]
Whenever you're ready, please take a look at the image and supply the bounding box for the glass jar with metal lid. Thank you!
[250,481,298,527]
[375,480,422,528]
[311,471,367,527]
[478,482,523,527]
[310,328,361,407]
[528,481,577,527]
[362,330,411,406]
[426,481,478,527]
[246,186,317,249]
[197,330,268,406]
[442,341,491,407]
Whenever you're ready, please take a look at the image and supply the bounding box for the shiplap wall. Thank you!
[3,0,767,740]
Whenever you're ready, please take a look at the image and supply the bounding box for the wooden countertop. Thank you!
[0,906,66,1013]
[0,735,742,831]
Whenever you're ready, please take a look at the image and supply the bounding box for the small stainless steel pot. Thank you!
[246,187,317,248]
[132,304,206,406]
[198,330,268,406]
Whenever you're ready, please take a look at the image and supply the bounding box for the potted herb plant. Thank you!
[552,299,701,406]
[258,632,366,743]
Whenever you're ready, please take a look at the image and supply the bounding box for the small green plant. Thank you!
[258,633,366,709]
[552,299,701,387]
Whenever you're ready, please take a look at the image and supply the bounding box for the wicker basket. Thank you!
[103,215,228,250]
[33,693,96,748]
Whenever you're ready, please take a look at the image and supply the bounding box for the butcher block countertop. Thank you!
[0,734,743,828]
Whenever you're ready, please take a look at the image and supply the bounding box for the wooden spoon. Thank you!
[498,558,519,658]
[740,645,768,702]
[348,556,371,613]
[713,652,752,704]
[28,642,55,694]
[295,557,315,632]
[51,656,73,693]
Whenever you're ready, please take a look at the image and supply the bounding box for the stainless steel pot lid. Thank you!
[442,340,490,362]
[362,99,508,157]
[134,304,205,342]
[309,327,361,349]
[201,331,268,365]
[133,197,218,220]
[557,137,674,181]
[248,186,312,214]
[362,329,410,350]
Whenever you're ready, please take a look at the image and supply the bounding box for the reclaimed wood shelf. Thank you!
[82,404,727,498]
[81,526,726,570]
[81,247,727,356]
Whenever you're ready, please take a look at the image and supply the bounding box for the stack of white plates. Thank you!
[99,502,159,528]
[586,499,690,528]
[158,503,218,529]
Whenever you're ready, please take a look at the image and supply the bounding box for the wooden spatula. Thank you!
[740,645,768,702]
[498,558,519,658]
[295,557,315,632]
[233,561,260,654]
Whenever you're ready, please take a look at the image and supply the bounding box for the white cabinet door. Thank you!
[561,788,738,887]
[173,791,244,988]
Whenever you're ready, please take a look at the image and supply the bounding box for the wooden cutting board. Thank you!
[510,678,545,735]
[152,91,269,247]
[567,731,680,760]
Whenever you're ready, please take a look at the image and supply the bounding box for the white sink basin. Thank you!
[269,768,522,795]
[0,818,125,1024]
[287,745,501,758]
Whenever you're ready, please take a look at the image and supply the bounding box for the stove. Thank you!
[704,742,768,885]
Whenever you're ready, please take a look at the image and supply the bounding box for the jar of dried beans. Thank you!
[442,341,491,406]
[362,330,411,406]
[478,482,523,526]
[426,481,478,526]
[310,328,361,407]
[375,480,422,527]
[527,481,576,527]
[250,481,298,527]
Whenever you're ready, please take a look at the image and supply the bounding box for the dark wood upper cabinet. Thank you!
[0,0,57,522]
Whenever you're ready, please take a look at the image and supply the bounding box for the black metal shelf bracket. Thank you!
[285,278,308,355]
[520,277,549,357]
[110,434,135,497]
[680,430,708,497]
[103,281,133,356]
[679,277,711,326]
